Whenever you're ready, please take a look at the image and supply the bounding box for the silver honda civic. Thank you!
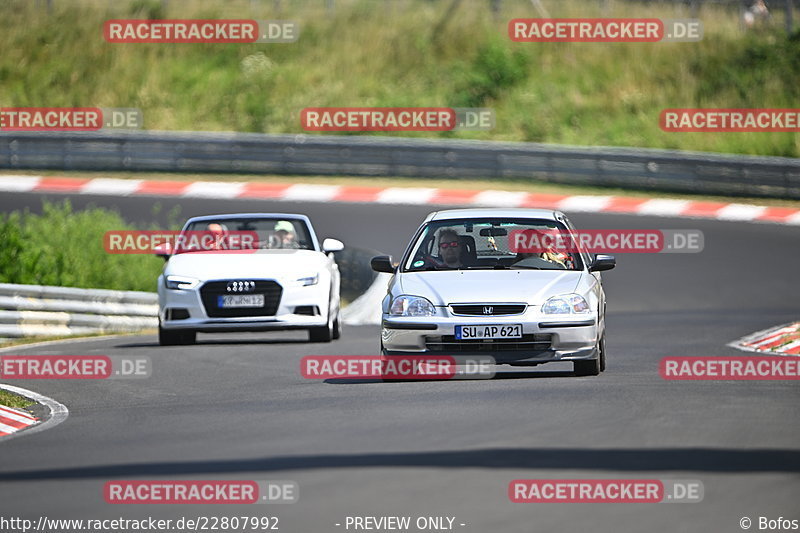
[371,208,615,376]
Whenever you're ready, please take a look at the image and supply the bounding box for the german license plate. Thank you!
[217,294,265,308]
[455,324,522,340]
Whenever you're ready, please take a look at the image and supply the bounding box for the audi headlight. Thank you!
[297,274,319,286]
[390,295,436,317]
[165,275,200,290]
[542,293,590,314]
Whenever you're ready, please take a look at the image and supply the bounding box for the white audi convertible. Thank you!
[157,213,343,345]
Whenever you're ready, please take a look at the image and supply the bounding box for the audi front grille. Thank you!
[200,280,283,317]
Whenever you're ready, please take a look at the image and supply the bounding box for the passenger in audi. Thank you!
[272,220,299,249]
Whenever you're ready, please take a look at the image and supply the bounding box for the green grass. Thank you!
[0,389,35,410]
[0,0,797,156]
[0,200,174,292]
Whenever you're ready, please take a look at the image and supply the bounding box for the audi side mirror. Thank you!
[153,242,172,262]
[322,238,345,253]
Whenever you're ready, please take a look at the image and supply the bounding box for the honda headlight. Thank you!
[542,293,590,314]
[390,295,436,317]
[165,275,200,290]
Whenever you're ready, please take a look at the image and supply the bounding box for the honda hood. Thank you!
[396,269,583,306]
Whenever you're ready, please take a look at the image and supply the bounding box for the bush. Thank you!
[0,201,165,292]
[451,39,529,108]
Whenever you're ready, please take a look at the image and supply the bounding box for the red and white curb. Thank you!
[0,403,38,436]
[729,322,800,355]
[2,174,799,225]
[0,384,69,441]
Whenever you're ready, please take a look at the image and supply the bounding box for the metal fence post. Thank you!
[786,0,794,34]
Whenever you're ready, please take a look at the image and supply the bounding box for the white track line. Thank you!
[282,184,341,202]
[0,407,37,424]
[0,333,142,354]
[636,199,690,216]
[81,178,143,196]
[182,181,247,198]
[376,187,437,204]
[0,404,36,418]
[0,420,23,434]
[785,212,800,225]
[471,190,527,207]
[556,195,612,212]
[0,175,41,191]
[0,384,68,441]
[715,204,767,221]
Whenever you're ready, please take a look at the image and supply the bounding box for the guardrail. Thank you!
[0,283,157,339]
[1,131,798,199]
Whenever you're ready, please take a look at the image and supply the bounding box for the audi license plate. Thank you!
[455,324,522,340]
[217,294,265,308]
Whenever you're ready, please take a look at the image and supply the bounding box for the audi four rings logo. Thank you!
[226,281,255,292]
[483,306,494,315]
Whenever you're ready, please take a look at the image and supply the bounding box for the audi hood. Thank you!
[163,250,329,281]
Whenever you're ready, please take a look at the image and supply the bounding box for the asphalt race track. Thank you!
[0,191,798,533]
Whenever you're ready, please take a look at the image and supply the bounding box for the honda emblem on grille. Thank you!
[483,306,493,315]
[226,280,255,293]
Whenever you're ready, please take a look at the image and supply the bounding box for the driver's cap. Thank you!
[274,221,295,232]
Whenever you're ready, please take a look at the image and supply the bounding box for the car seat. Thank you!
[458,235,477,264]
